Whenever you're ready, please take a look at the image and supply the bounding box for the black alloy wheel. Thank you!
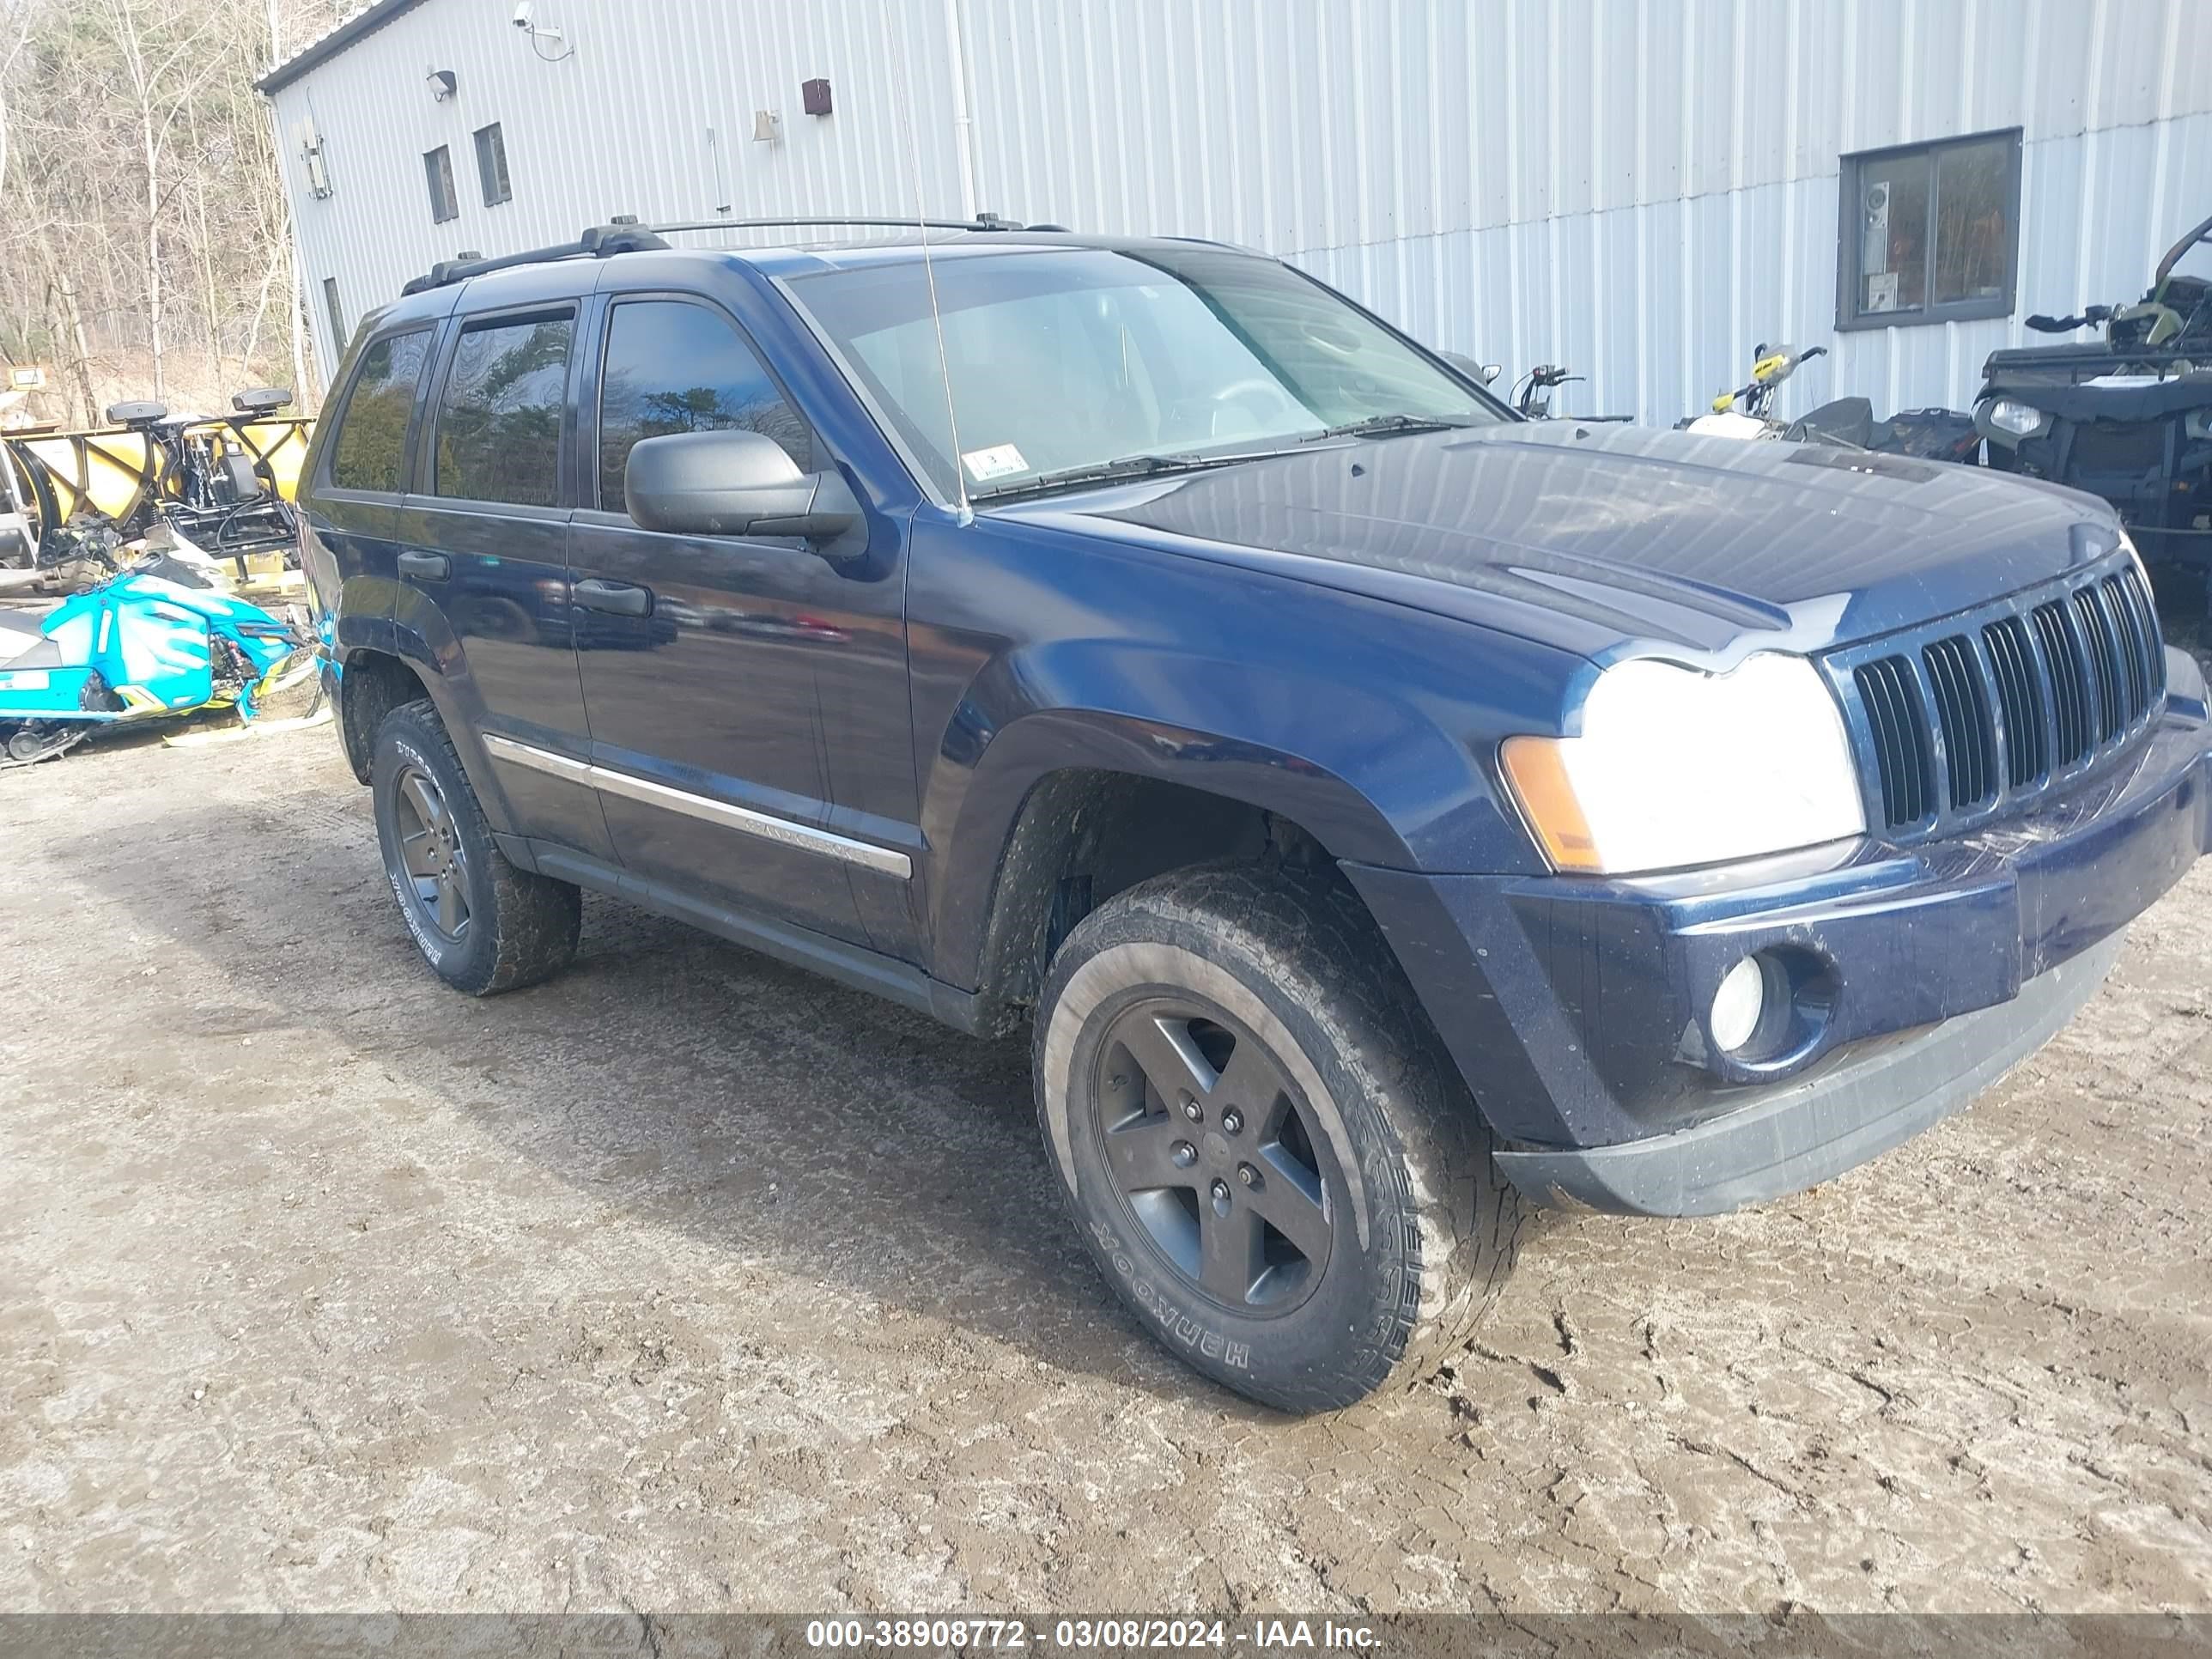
[1091,997,1337,1316]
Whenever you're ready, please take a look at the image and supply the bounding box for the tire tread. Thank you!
[375,698,581,996]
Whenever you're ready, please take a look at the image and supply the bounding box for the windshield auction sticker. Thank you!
[961,442,1029,481]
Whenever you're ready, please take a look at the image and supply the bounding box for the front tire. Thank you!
[1034,866,1523,1413]
[371,698,580,995]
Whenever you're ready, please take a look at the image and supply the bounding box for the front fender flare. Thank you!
[927,698,1422,999]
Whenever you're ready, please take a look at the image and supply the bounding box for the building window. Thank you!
[322,276,346,353]
[473,122,511,207]
[1838,129,2021,329]
[423,145,459,224]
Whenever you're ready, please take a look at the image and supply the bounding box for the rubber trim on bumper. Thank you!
[1493,931,2123,1218]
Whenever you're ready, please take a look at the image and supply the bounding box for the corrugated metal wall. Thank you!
[270,0,2211,423]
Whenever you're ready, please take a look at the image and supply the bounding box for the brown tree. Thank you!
[0,0,345,423]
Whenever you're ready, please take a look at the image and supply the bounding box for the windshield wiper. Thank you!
[969,419,1473,503]
[1302,413,1474,442]
[969,450,1249,503]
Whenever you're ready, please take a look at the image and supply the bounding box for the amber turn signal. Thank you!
[1498,735,1602,872]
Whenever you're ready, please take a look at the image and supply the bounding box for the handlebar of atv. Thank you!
[2026,306,2114,333]
[1713,344,1827,415]
[1515,364,1588,416]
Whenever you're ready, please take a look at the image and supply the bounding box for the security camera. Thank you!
[512,1,533,27]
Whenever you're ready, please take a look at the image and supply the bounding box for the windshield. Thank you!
[787,245,1503,500]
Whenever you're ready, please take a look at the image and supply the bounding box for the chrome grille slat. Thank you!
[2071,585,2123,742]
[2033,599,2093,767]
[1922,635,1995,810]
[1981,614,2046,788]
[1854,655,1932,827]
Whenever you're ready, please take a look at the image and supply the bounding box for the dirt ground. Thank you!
[1,719,2208,1618]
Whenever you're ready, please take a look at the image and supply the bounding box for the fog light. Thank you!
[1711,956,1769,1054]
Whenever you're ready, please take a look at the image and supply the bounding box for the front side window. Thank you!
[431,313,572,507]
[787,246,1499,500]
[328,328,431,494]
[473,123,511,207]
[1838,130,2020,328]
[423,145,459,224]
[596,300,810,515]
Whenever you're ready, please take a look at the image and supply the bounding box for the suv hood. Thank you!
[1006,422,2122,665]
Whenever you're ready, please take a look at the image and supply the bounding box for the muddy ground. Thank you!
[0,720,2208,1617]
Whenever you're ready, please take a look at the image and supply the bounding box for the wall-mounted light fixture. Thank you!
[801,78,832,117]
[753,109,781,143]
[294,121,333,198]
[427,68,457,101]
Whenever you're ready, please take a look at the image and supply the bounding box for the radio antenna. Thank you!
[882,0,970,523]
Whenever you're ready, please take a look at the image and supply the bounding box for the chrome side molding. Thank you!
[482,732,912,879]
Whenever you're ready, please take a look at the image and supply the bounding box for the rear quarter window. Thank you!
[327,330,433,494]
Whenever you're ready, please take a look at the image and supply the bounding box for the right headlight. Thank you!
[1500,653,1866,875]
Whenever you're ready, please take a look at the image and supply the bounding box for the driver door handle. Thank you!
[397,550,448,581]
[573,577,653,617]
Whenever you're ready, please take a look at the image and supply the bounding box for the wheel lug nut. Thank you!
[1237,1163,1258,1188]
[1180,1094,1202,1122]
[1221,1108,1243,1135]
[1210,1178,1231,1202]
[1171,1140,1196,1168]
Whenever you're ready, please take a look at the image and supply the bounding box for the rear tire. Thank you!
[370,698,580,995]
[1034,865,1522,1413]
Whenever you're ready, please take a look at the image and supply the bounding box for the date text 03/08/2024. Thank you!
[802,1618,1380,1650]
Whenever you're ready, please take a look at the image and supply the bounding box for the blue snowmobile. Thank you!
[0,553,319,769]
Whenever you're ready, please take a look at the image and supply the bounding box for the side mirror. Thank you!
[1440,351,1502,386]
[623,428,861,550]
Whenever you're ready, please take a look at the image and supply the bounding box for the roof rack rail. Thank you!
[400,222,671,295]
[398,212,1071,297]
[647,212,1065,236]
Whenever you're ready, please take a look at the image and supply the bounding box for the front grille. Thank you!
[2066,422,2165,476]
[1835,554,2165,835]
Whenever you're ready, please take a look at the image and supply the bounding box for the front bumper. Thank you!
[1346,650,2212,1217]
[1493,931,2119,1215]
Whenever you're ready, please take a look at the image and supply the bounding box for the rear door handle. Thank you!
[573,577,653,617]
[397,550,449,581]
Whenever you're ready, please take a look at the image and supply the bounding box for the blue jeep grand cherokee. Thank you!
[299,223,2212,1412]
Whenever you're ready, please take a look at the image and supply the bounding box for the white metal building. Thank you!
[263,0,2212,426]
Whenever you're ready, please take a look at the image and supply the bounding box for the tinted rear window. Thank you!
[328,329,431,494]
[432,313,573,507]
